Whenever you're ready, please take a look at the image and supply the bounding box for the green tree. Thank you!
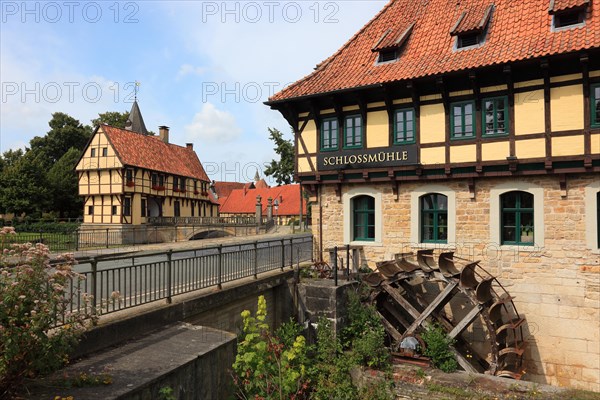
[47,147,83,218]
[0,150,51,216]
[264,127,294,186]
[91,110,130,128]
[29,112,91,165]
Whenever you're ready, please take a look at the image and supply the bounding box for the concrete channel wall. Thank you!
[26,270,299,399]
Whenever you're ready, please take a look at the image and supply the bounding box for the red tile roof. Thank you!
[372,22,415,51]
[269,0,599,102]
[101,125,210,181]
[450,4,494,35]
[219,184,307,216]
[550,0,590,14]
[213,181,247,199]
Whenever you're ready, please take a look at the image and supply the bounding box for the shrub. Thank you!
[232,296,310,400]
[341,287,390,369]
[0,228,95,397]
[421,324,458,373]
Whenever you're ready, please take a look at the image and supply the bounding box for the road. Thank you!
[61,234,313,319]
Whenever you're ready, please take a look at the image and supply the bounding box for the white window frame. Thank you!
[489,181,544,251]
[585,180,600,253]
[343,186,383,246]
[410,184,456,247]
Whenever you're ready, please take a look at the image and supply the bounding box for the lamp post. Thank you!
[274,199,279,232]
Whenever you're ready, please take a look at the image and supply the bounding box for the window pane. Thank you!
[502,192,517,208]
[595,99,600,124]
[520,212,534,229]
[422,195,434,210]
[520,192,534,208]
[502,227,516,242]
[465,103,473,115]
[423,212,434,225]
[423,227,434,241]
[503,212,516,227]
[437,195,448,210]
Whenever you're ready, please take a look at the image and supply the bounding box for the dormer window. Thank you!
[554,10,584,28]
[372,22,414,64]
[450,4,494,50]
[549,0,588,30]
[457,32,481,49]
[378,49,398,63]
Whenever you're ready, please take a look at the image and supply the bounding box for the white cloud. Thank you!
[177,64,207,79]
[185,103,242,143]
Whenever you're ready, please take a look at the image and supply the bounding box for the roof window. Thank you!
[549,0,588,29]
[451,4,494,50]
[372,22,415,64]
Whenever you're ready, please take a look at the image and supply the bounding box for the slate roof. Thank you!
[101,125,210,181]
[269,0,599,102]
[219,184,307,216]
[125,100,149,135]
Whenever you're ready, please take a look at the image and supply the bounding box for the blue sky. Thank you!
[0,0,385,182]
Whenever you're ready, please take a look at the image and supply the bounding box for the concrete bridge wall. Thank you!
[74,269,296,359]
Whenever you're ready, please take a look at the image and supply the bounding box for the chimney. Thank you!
[158,126,170,143]
[186,143,194,150]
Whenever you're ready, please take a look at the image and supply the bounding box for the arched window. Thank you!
[352,195,375,241]
[501,191,534,245]
[420,193,448,243]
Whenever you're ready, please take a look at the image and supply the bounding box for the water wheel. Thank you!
[365,251,526,379]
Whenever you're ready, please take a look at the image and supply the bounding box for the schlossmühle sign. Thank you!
[316,145,418,171]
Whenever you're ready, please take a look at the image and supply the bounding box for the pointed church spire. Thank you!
[254,169,260,182]
[125,100,149,135]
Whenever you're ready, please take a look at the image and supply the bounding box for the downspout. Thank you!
[319,185,323,262]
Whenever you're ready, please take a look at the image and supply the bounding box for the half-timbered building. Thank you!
[267,0,600,390]
[76,102,218,229]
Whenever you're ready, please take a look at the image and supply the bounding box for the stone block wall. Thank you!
[310,173,599,390]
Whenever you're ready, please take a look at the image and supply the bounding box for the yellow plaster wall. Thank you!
[590,70,600,78]
[420,104,445,144]
[515,79,543,89]
[393,98,412,105]
[343,105,359,112]
[320,108,334,115]
[367,101,385,109]
[366,110,389,148]
[298,157,315,173]
[449,89,473,97]
[450,144,476,163]
[516,138,546,159]
[298,112,309,118]
[481,84,508,93]
[420,147,445,165]
[550,73,582,83]
[420,94,442,102]
[300,120,317,154]
[592,134,600,154]
[515,89,545,135]
[482,141,510,161]
[551,85,584,132]
[552,136,584,157]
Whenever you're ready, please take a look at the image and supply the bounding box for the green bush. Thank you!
[421,324,458,373]
[0,228,95,397]
[232,296,310,400]
[341,287,390,369]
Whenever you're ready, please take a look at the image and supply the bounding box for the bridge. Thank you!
[76,216,276,248]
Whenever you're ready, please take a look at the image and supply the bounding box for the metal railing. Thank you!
[147,216,261,226]
[59,234,313,325]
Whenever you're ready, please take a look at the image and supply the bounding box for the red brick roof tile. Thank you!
[269,0,600,102]
[213,181,247,199]
[450,4,494,35]
[549,0,589,14]
[101,125,210,182]
[219,185,307,216]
